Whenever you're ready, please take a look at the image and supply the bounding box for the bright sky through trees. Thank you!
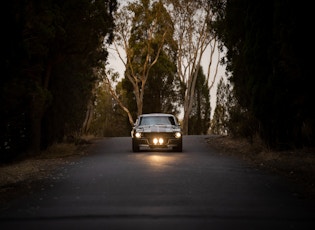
[107,0,226,120]
[107,40,226,119]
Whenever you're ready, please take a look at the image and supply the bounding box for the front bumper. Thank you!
[133,133,182,148]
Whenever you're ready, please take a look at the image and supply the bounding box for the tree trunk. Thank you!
[82,98,94,134]
[28,94,46,155]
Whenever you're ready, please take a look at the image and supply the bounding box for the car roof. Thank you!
[139,113,175,117]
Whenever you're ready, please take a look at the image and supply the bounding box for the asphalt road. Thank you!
[0,135,314,229]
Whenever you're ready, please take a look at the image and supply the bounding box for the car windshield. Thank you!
[139,116,176,126]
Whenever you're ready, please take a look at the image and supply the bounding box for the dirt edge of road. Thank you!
[0,135,314,208]
[206,135,315,200]
[0,141,92,209]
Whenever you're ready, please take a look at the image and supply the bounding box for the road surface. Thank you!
[0,135,314,229]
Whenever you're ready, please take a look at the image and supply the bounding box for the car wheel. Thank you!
[173,142,182,152]
[132,139,140,152]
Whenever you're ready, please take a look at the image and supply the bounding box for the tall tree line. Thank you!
[211,0,314,149]
[1,0,117,162]
[104,0,219,134]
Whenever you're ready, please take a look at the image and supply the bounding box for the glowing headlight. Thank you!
[153,137,164,145]
[135,132,141,138]
[175,132,181,138]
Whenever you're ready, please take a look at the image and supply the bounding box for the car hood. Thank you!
[136,125,181,133]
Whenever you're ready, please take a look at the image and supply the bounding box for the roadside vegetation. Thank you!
[207,135,315,200]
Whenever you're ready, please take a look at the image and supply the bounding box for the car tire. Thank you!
[132,139,140,152]
[173,141,182,152]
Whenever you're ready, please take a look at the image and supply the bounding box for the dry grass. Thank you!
[206,135,315,199]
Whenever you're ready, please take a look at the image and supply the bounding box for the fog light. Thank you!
[135,132,141,138]
[153,138,158,145]
[153,137,164,145]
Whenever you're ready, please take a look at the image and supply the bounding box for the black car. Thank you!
[131,113,183,152]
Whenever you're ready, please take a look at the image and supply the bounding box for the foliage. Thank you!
[165,0,220,134]
[142,44,180,115]
[117,0,180,119]
[1,0,117,162]
[89,82,130,137]
[211,0,314,149]
[210,78,229,135]
[188,67,211,135]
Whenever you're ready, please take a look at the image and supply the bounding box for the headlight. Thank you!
[175,132,181,138]
[135,132,142,138]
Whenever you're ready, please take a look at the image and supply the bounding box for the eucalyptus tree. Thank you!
[164,0,221,134]
[107,0,174,125]
[142,49,179,115]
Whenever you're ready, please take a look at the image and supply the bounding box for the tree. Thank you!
[106,0,173,125]
[210,70,258,141]
[89,80,130,137]
[164,0,221,134]
[210,78,232,135]
[42,0,117,149]
[211,0,314,149]
[188,66,211,135]
[142,52,180,114]
[1,0,117,161]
